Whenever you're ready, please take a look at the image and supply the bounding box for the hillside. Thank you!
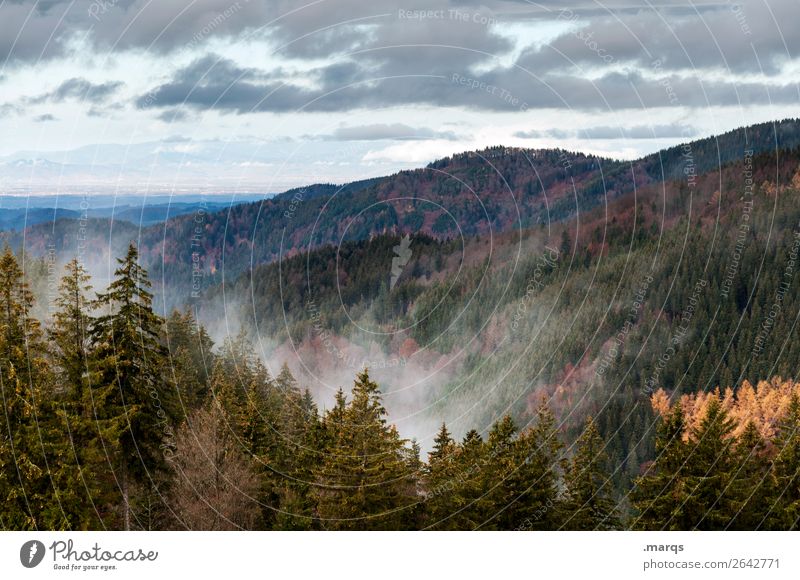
[200,136,800,495]
[7,119,800,314]
[5,118,800,515]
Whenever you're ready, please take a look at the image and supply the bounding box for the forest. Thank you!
[1,243,799,530]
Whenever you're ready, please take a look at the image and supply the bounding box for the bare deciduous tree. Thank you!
[168,405,261,530]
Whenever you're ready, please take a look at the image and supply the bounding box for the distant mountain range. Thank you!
[0,138,408,193]
[0,201,255,230]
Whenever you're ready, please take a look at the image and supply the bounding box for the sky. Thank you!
[0,0,798,194]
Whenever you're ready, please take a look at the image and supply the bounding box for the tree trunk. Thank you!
[122,462,131,531]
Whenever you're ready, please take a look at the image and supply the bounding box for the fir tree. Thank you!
[562,416,620,530]
[730,421,779,530]
[424,422,459,529]
[772,392,800,529]
[90,242,177,530]
[444,429,486,530]
[510,402,563,530]
[681,398,739,530]
[49,258,93,406]
[0,248,88,529]
[478,415,518,529]
[632,402,688,530]
[314,368,416,529]
[49,258,106,529]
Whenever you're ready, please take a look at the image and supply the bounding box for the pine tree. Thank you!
[681,398,739,530]
[314,368,416,529]
[632,402,689,530]
[90,242,177,530]
[50,258,93,405]
[562,416,620,530]
[510,402,563,530]
[772,392,800,529]
[730,421,779,530]
[0,248,88,529]
[424,422,459,529]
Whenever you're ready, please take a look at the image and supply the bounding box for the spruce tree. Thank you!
[314,368,415,529]
[478,415,518,529]
[164,309,214,412]
[425,422,459,529]
[50,258,93,405]
[681,398,739,529]
[562,416,620,530]
[632,403,689,530]
[90,242,177,530]
[49,258,106,529]
[0,248,87,529]
[730,421,779,530]
[510,402,563,530]
[772,392,800,529]
[445,429,486,529]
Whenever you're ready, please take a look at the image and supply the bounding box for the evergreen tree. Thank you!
[444,429,486,530]
[730,421,779,530]
[272,367,322,530]
[632,403,689,530]
[772,392,800,529]
[0,248,88,529]
[164,309,214,412]
[510,402,563,530]
[314,368,416,529]
[50,258,93,405]
[478,415,518,529]
[562,416,620,530]
[680,398,740,529]
[90,242,177,530]
[49,258,106,529]
[424,422,459,529]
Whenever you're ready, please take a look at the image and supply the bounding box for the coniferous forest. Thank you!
[2,239,800,530]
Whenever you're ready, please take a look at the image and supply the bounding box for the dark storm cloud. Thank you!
[525,0,799,76]
[4,0,791,113]
[136,55,279,112]
[3,0,787,75]
[0,0,271,63]
[137,53,800,114]
[33,113,57,122]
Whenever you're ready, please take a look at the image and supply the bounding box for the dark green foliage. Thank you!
[89,242,178,529]
[562,417,621,530]
[632,403,689,530]
[314,369,417,530]
[772,393,800,528]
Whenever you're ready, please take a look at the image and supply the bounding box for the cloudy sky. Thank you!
[0,0,797,193]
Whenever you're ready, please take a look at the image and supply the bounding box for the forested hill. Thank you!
[4,118,800,313]
[202,137,800,497]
